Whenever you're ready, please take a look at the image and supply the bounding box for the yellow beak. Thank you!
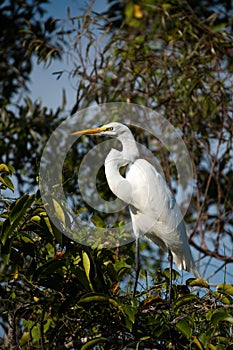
[71,126,105,136]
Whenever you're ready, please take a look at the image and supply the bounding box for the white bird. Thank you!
[72,122,200,298]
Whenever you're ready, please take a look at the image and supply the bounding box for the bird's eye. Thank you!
[105,127,113,131]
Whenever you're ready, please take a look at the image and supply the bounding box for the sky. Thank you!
[30,0,107,111]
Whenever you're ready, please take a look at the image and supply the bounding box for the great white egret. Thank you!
[72,122,200,298]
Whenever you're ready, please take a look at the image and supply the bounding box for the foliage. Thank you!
[0,0,61,103]
[0,0,64,192]
[1,0,233,348]
[1,168,233,349]
[1,97,64,192]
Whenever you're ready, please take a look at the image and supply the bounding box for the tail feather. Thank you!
[173,252,200,278]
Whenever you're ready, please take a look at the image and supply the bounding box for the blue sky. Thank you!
[30,0,107,111]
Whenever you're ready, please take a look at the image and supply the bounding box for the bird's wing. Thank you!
[126,158,199,276]
[126,158,175,220]
[126,157,179,242]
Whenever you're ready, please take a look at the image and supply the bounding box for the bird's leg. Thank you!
[133,236,140,297]
[168,249,173,304]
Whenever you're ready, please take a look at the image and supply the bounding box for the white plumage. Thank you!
[72,121,200,295]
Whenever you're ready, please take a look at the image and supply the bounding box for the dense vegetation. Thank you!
[1,0,233,348]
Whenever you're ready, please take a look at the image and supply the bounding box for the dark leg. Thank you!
[133,236,140,297]
[168,249,173,304]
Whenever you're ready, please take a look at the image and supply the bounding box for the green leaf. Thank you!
[1,218,11,245]
[176,318,192,339]
[79,294,110,304]
[122,304,136,323]
[82,251,94,291]
[36,259,65,277]
[91,215,106,228]
[51,223,63,245]
[122,304,136,332]
[46,243,55,257]
[10,194,35,225]
[174,294,198,310]
[78,293,124,313]
[1,194,35,244]
[187,278,209,288]
[80,337,107,350]
[0,237,13,264]
[31,325,40,341]
[8,164,15,174]
[217,284,233,296]
[210,310,233,325]
[163,268,180,280]
[52,198,66,225]
[192,335,203,350]
[0,175,14,192]
[20,332,30,347]
[212,291,232,304]
[0,164,10,173]
[41,213,53,234]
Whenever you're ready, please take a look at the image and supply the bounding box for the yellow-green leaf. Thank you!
[52,199,66,225]
[217,283,233,296]
[0,164,10,173]
[80,337,107,350]
[91,215,106,228]
[192,335,203,350]
[0,176,14,192]
[78,294,123,313]
[187,278,209,288]
[212,291,232,304]
[82,251,94,291]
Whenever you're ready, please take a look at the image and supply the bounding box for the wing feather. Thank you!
[126,158,199,277]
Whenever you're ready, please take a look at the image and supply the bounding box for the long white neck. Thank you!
[105,132,139,203]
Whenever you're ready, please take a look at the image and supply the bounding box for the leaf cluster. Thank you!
[0,0,66,191]
[1,167,233,349]
[0,0,61,103]
[1,97,63,192]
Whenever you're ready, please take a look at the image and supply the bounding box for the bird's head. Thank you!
[72,121,139,164]
[71,122,131,139]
